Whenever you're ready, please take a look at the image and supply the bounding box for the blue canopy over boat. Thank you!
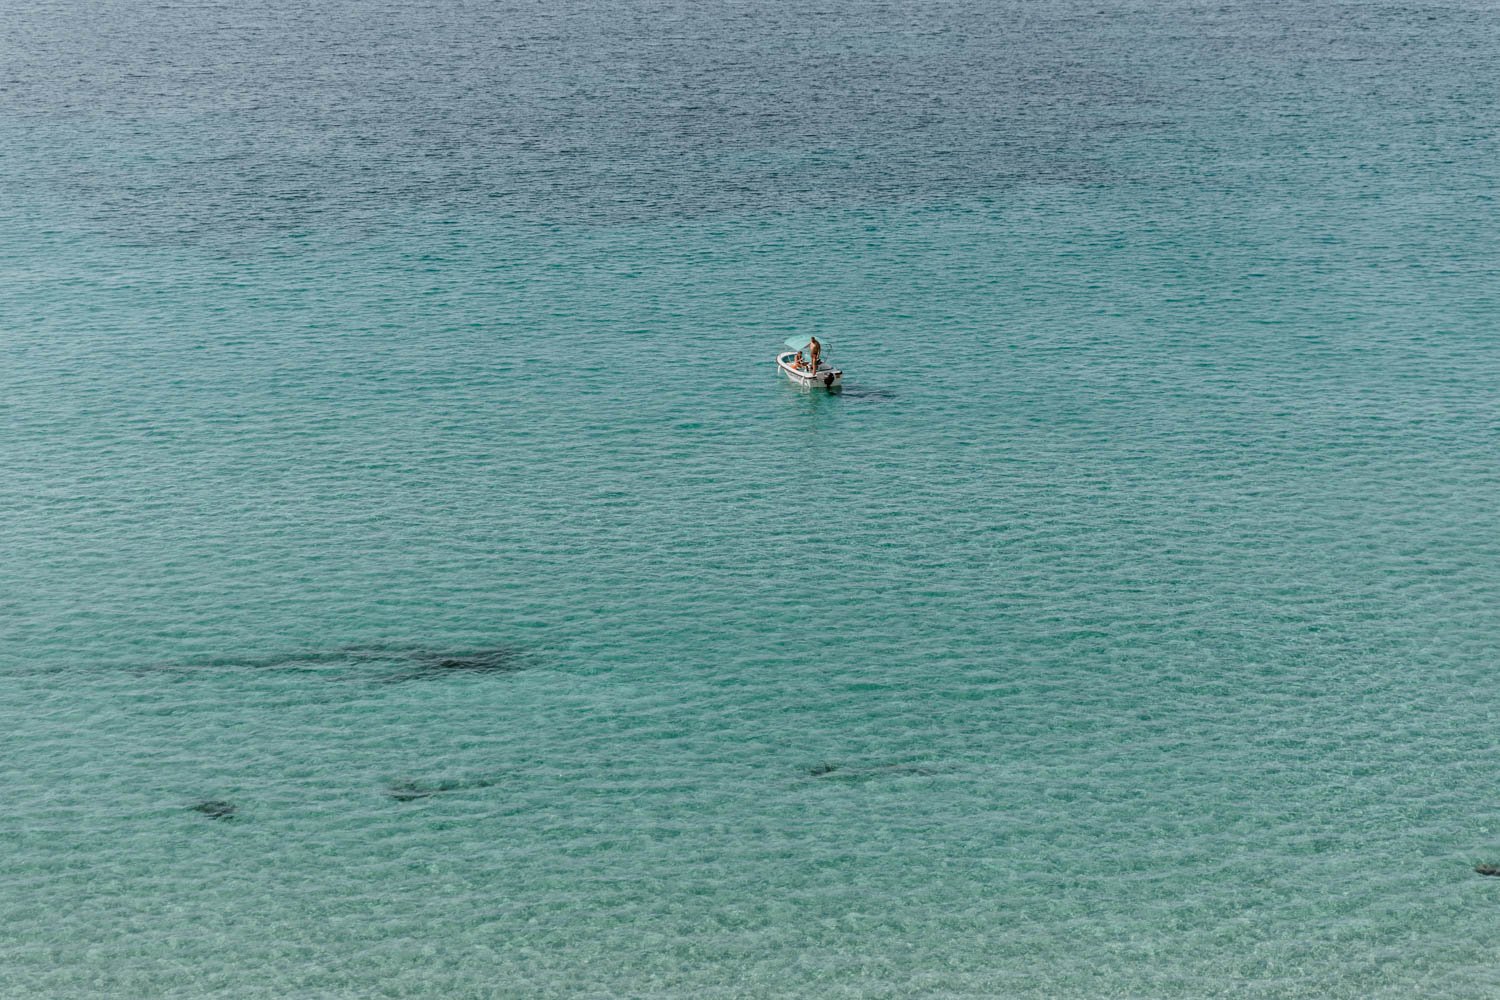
[783,335,824,352]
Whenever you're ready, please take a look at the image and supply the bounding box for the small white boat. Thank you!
[776,335,842,389]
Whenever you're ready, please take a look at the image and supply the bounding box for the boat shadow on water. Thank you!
[777,379,898,404]
[833,384,898,403]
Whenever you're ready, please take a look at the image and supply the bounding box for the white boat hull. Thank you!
[776,352,842,389]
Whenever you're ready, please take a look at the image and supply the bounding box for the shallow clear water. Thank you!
[4,0,1500,996]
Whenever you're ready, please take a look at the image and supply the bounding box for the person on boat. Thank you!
[808,337,821,371]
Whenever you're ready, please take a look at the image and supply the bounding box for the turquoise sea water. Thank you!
[5,1,1500,996]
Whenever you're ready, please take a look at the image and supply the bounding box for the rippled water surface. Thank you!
[4,1,1500,996]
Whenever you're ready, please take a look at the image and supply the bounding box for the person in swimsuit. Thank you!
[808,337,821,371]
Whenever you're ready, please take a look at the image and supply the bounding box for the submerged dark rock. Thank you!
[402,648,522,678]
[806,762,945,781]
[879,764,944,776]
[361,645,527,682]
[146,643,529,683]
[141,650,353,676]
[385,776,503,802]
[191,800,236,820]
[387,781,441,802]
[1475,864,1500,877]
